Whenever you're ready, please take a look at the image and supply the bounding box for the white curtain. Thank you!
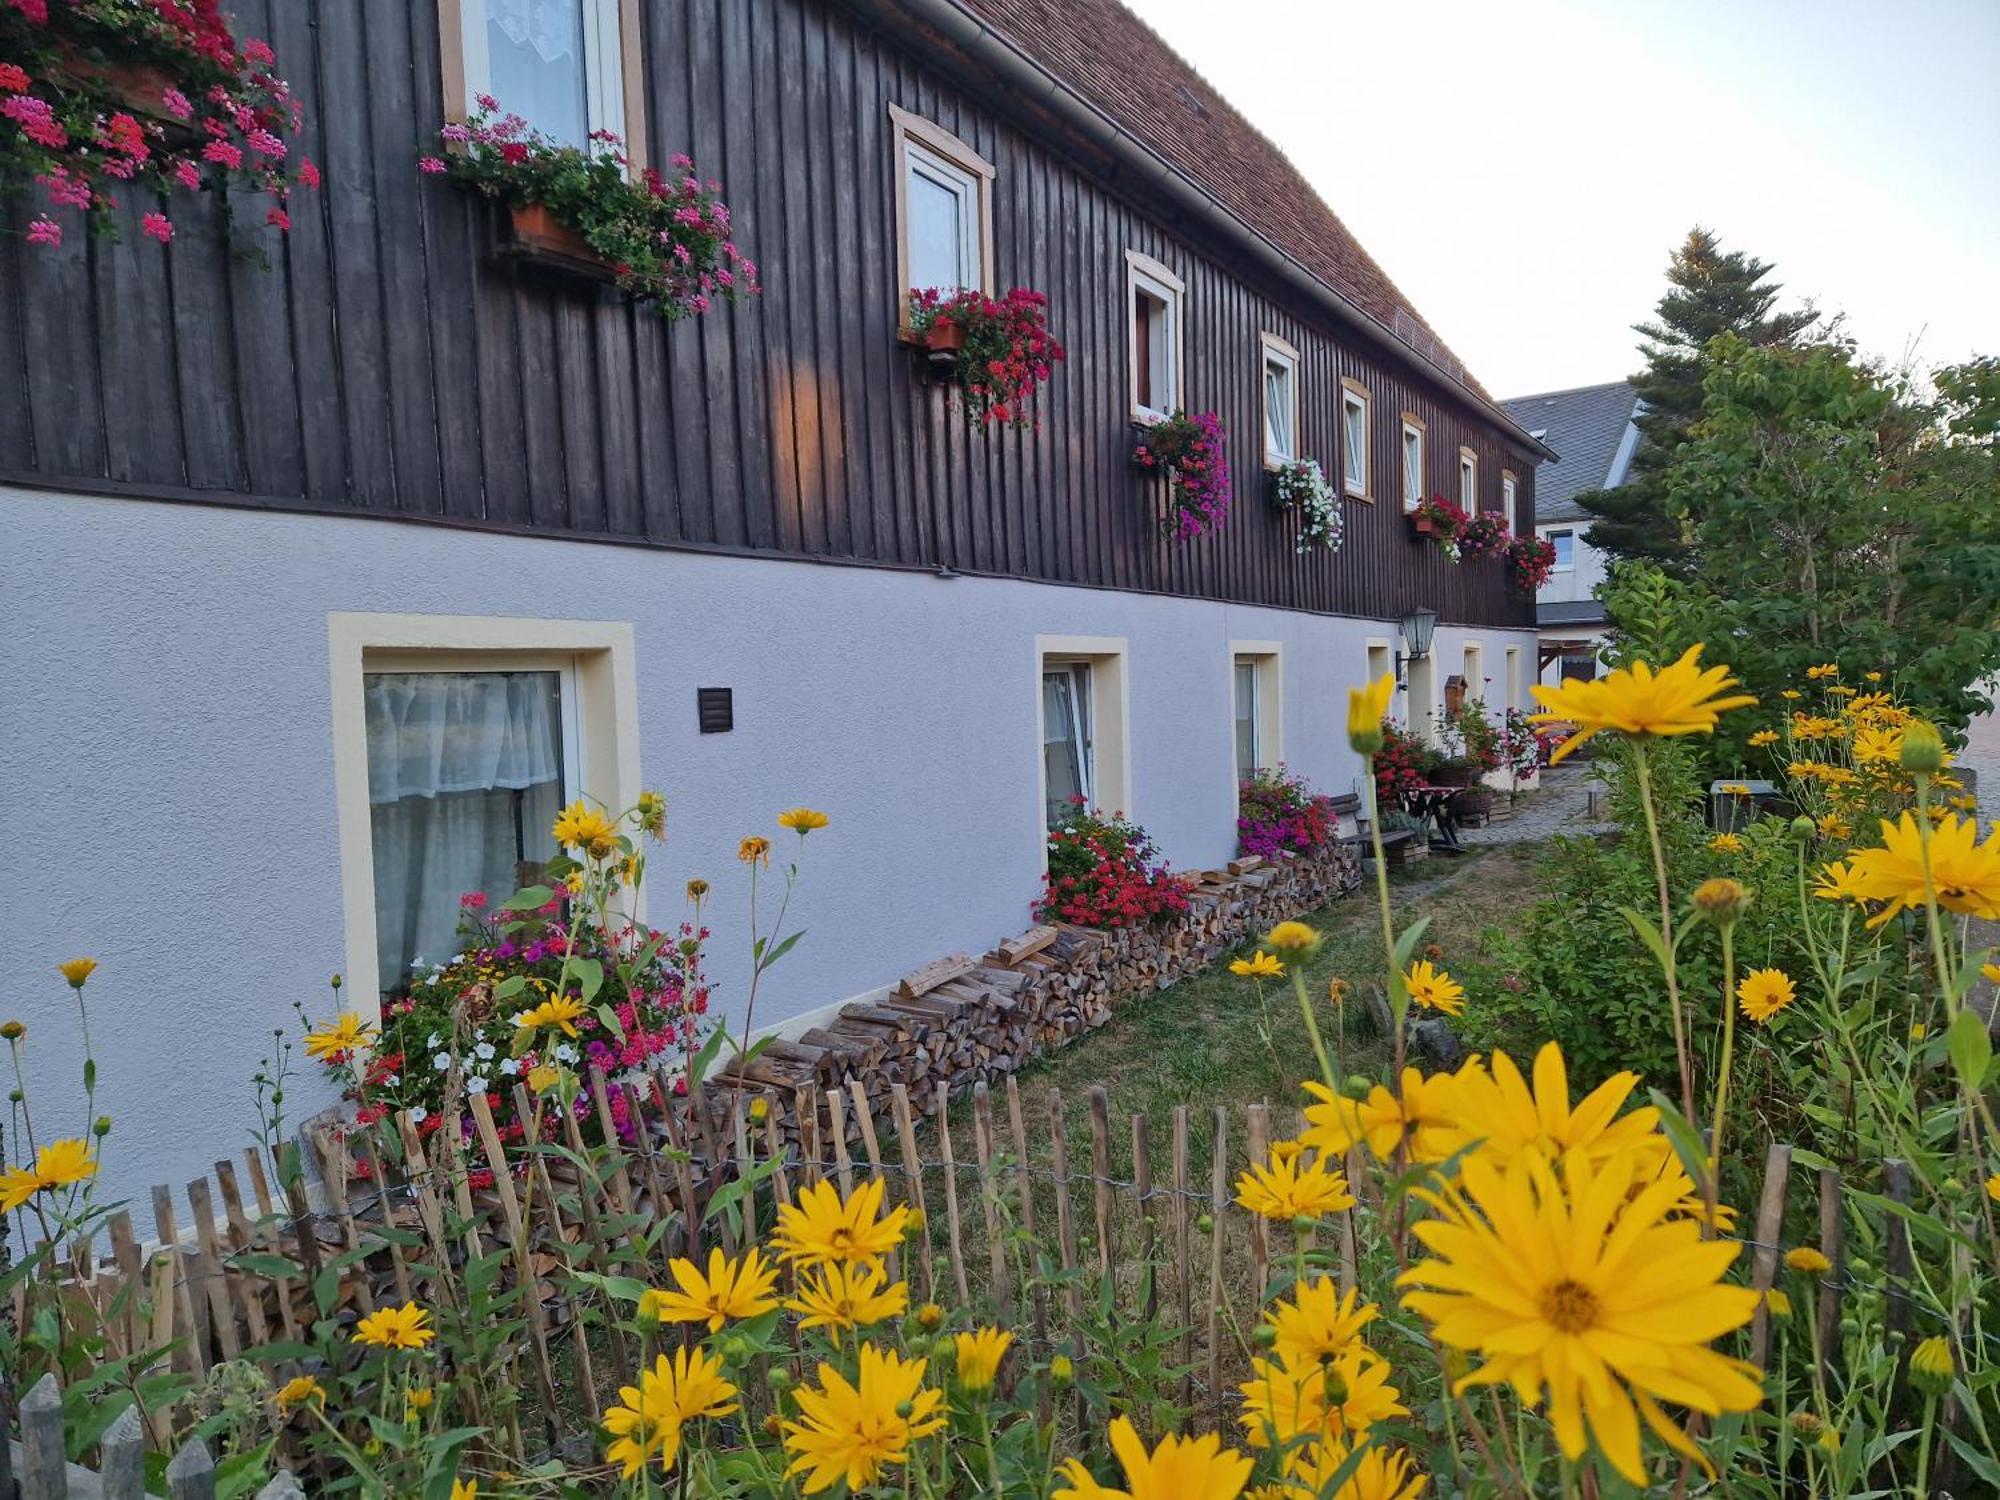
[366,673,564,990]
[487,0,588,146]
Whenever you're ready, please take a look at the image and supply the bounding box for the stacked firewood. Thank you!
[708,842,1360,1144]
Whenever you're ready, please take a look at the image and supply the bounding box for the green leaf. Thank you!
[1646,1088,1713,1191]
[571,956,604,1004]
[503,884,554,911]
[1946,1007,1992,1091]
[494,974,530,999]
[595,1002,627,1043]
[1618,906,1674,978]
[1386,915,1432,1024]
[760,929,807,971]
[228,1252,302,1279]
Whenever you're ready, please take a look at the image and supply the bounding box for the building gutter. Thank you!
[845,0,1558,462]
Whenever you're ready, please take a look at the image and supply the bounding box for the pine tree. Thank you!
[1578,227,1821,571]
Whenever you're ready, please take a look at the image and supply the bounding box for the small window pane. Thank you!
[1134,286,1175,413]
[1461,458,1476,508]
[908,164,968,290]
[1234,661,1259,777]
[486,0,589,148]
[1264,360,1293,459]
[1551,531,1575,569]
[1402,429,1422,508]
[1043,668,1093,827]
[1344,397,1367,489]
[365,671,565,994]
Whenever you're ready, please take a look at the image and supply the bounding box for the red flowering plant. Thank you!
[1412,493,1470,547]
[1236,764,1337,858]
[1034,802,1192,929]
[1133,408,1232,540]
[1504,533,1558,595]
[0,0,315,248]
[431,97,758,318]
[1373,717,1435,805]
[309,793,715,1176]
[905,285,1064,429]
[1455,508,1512,561]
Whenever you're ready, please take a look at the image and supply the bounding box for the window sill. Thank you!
[1345,488,1373,504]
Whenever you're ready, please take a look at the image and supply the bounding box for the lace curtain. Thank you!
[486,0,588,147]
[365,672,564,991]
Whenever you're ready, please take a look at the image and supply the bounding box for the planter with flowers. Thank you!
[1504,533,1558,596]
[1409,493,1469,547]
[904,285,1065,429]
[1455,508,1511,562]
[1237,765,1338,858]
[0,3,315,250]
[429,98,758,318]
[1268,457,1343,554]
[1035,803,1192,929]
[1132,408,1231,541]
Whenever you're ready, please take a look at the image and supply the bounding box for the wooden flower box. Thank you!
[50,51,201,147]
[1407,512,1436,536]
[495,202,618,283]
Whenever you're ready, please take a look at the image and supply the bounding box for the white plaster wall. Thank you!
[0,487,1534,1205]
[1535,524,1608,607]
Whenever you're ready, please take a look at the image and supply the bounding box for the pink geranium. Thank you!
[141,212,173,243]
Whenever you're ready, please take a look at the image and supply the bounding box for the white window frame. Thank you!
[1230,642,1283,783]
[1341,379,1371,498]
[1545,527,1576,572]
[1501,470,1518,533]
[1260,333,1300,467]
[329,613,642,1018]
[1037,636,1130,832]
[1400,415,1425,513]
[889,105,995,322]
[443,0,646,167]
[1126,250,1185,424]
[1459,447,1479,512]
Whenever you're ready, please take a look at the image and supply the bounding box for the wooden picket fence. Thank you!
[16,1060,1975,1492]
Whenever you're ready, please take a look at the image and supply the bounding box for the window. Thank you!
[1341,380,1371,497]
[1037,636,1130,832]
[1504,646,1522,712]
[1366,641,1393,692]
[890,107,994,315]
[330,614,641,1014]
[1400,416,1425,512]
[1501,470,1518,532]
[445,0,643,160]
[1548,529,1576,571]
[1127,251,1184,420]
[365,669,576,992]
[1463,644,1484,705]
[1261,335,1299,465]
[1459,447,1479,511]
[1042,664,1094,826]
[1230,644,1282,781]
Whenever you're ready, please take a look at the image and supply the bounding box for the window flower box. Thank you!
[1132,408,1231,541]
[903,286,1063,427]
[497,200,617,283]
[1407,511,1437,537]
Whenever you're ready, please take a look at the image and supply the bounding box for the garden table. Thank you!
[1402,783,1466,851]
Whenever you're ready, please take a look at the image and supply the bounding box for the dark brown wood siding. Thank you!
[0,0,1538,627]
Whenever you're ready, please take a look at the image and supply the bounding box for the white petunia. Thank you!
[499,1058,520,1076]
[408,1106,428,1124]
[427,1032,442,1049]
[466,1076,488,1094]
[432,1052,452,1071]
[553,1043,577,1063]
[473,1041,496,1060]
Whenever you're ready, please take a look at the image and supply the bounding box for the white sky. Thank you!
[1128,0,2000,398]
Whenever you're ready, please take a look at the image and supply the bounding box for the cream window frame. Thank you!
[1463,642,1485,706]
[329,613,642,1018]
[438,0,648,169]
[1259,333,1300,468]
[1501,469,1519,533]
[1229,641,1284,780]
[1459,446,1479,511]
[889,105,996,324]
[1036,635,1130,830]
[1340,378,1372,499]
[1127,250,1185,424]
[1504,646,1523,713]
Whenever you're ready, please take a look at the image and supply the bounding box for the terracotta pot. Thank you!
[1408,512,1436,536]
[502,202,616,281]
[924,319,968,353]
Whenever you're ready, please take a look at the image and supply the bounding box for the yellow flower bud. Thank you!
[1899,721,1945,775]
[1908,1335,1953,1396]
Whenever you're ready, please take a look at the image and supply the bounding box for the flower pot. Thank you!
[924,320,968,354]
[498,202,617,282]
[1430,762,1476,789]
[1407,512,1436,536]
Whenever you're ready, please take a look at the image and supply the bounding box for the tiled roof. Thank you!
[1500,380,1642,521]
[956,0,1491,400]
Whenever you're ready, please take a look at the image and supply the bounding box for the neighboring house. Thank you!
[1500,380,1643,684]
[0,0,1548,1202]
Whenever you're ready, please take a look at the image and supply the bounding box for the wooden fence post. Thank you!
[164,1436,215,1500]
[18,1374,62,1500]
[1747,1142,1791,1368]
[97,1404,144,1500]
[1815,1168,1844,1387]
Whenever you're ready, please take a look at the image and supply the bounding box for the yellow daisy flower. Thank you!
[738,835,772,867]
[1261,1279,1379,1369]
[1229,950,1285,979]
[57,957,97,988]
[1747,730,1779,748]
[778,807,830,833]
[1264,920,1321,958]
[642,1246,780,1333]
[1846,812,2000,927]
[1300,1071,1459,1164]
[953,1327,1014,1392]
[1398,1150,1760,1486]
[1811,860,1869,903]
[1527,645,1756,763]
[784,1260,910,1333]
[1239,1347,1407,1450]
[1268,1439,1425,1500]
[1806,663,1839,680]
[1707,833,1745,855]
[1784,1247,1831,1276]
[303,1012,379,1061]
[551,798,620,859]
[1055,1416,1253,1500]
[771,1178,912,1269]
[1736,968,1798,1023]
[514,994,588,1038]
[603,1346,738,1479]
[274,1375,325,1413]
[353,1302,435,1351]
[1234,1144,1356,1221]
[1445,1042,1661,1170]
[1402,958,1465,1016]
[782,1343,944,1495]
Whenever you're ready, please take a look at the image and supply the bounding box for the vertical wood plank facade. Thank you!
[0,0,1538,628]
